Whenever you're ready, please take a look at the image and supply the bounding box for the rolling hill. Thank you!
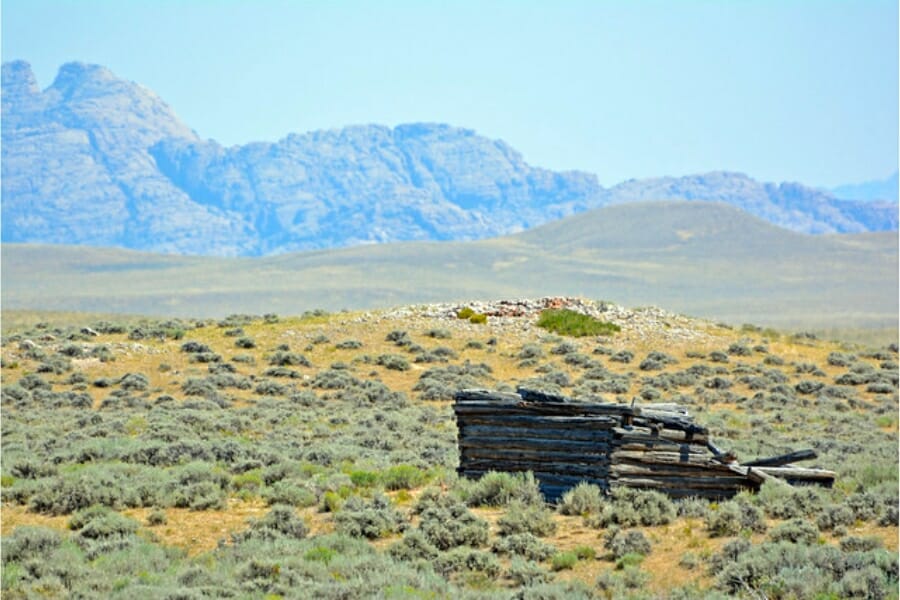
[3,202,896,331]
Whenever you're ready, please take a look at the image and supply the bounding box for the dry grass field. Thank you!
[1,299,897,598]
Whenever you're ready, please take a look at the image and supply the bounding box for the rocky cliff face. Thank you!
[2,60,896,256]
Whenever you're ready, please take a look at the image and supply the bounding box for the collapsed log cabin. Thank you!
[454,388,835,502]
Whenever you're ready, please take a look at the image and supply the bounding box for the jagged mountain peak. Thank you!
[1,60,39,95]
[1,60,896,256]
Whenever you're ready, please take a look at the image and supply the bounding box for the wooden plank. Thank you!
[611,450,731,467]
[515,389,641,416]
[751,466,836,481]
[610,463,740,477]
[459,446,610,463]
[616,442,709,454]
[612,427,708,444]
[455,389,523,402]
[632,415,706,434]
[459,424,615,442]
[455,402,633,418]
[457,414,618,429]
[742,449,818,468]
[459,436,610,453]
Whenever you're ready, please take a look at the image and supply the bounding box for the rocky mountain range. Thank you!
[2,60,897,256]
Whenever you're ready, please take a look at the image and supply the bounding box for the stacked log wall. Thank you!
[455,389,834,502]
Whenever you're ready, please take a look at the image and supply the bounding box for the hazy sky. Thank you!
[2,0,897,187]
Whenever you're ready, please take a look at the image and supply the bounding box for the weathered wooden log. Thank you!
[611,450,734,467]
[459,424,615,442]
[613,427,709,445]
[742,449,818,468]
[456,402,636,419]
[751,466,835,485]
[631,415,706,434]
[610,463,741,477]
[459,436,611,453]
[459,446,611,463]
[455,389,523,402]
[516,388,642,416]
[635,403,690,415]
[456,414,618,429]
[616,442,709,454]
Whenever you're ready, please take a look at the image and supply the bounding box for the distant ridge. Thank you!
[3,201,896,331]
[832,171,899,202]
[2,60,897,256]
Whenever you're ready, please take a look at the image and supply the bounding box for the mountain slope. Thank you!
[2,60,897,256]
[3,202,896,330]
[832,171,899,202]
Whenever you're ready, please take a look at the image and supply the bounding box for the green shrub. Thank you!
[768,519,820,545]
[381,465,426,490]
[507,558,552,586]
[333,494,408,539]
[268,351,311,367]
[705,497,766,537]
[550,550,578,571]
[461,471,543,507]
[537,309,620,337]
[588,487,675,527]
[417,501,489,550]
[469,313,487,325]
[558,482,604,516]
[497,501,557,537]
[424,328,451,339]
[68,505,139,540]
[603,528,651,559]
[457,307,475,319]
[146,508,167,526]
[492,533,556,561]
[235,337,256,349]
[375,354,410,371]
[433,547,500,578]
[335,339,363,350]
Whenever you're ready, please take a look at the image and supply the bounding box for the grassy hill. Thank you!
[1,298,897,598]
[2,202,897,336]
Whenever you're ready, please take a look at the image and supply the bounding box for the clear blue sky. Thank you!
[2,0,897,187]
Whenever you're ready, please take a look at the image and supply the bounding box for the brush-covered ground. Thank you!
[1,298,897,599]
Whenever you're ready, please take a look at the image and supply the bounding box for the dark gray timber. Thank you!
[743,449,818,467]
[454,388,835,501]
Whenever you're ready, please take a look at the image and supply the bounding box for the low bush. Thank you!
[492,533,556,561]
[705,497,766,537]
[588,487,675,527]
[433,547,500,578]
[557,481,604,516]
[381,464,427,490]
[507,558,552,587]
[603,528,651,559]
[497,501,557,537]
[768,519,820,545]
[375,354,410,371]
[460,471,543,507]
[333,494,408,539]
[537,309,620,337]
[550,550,578,571]
[417,501,489,550]
[233,504,309,543]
